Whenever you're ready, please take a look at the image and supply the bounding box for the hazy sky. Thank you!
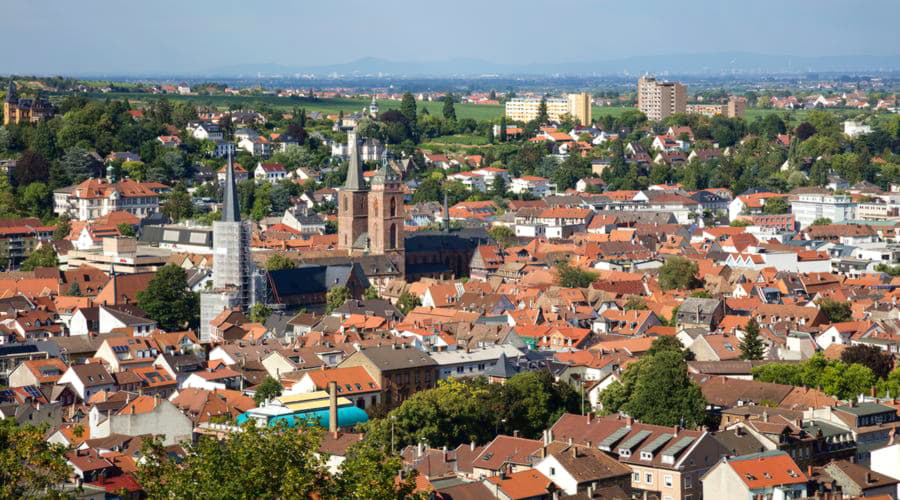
[3,0,898,75]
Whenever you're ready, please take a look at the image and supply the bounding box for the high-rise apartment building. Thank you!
[505,93,592,125]
[637,76,687,121]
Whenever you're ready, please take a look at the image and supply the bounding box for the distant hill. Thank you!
[202,53,900,78]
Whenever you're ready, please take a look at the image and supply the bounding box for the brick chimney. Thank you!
[328,380,338,434]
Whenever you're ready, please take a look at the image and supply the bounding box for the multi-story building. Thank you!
[505,93,591,124]
[637,76,687,121]
[0,218,54,267]
[790,193,856,228]
[53,178,162,221]
[702,451,807,500]
[686,96,746,119]
[338,344,437,409]
[3,82,54,126]
[551,413,728,500]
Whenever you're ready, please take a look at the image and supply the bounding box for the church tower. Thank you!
[199,153,257,342]
[368,152,405,276]
[338,128,369,252]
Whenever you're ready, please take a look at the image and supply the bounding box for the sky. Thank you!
[2,0,898,75]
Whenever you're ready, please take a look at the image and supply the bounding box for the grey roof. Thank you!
[333,299,402,321]
[353,345,437,370]
[222,152,241,222]
[343,130,365,191]
[679,297,722,315]
[140,225,213,247]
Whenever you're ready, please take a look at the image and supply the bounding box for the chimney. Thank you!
[328,380,338,434]
[417,442,423,458]
[470,441,475,451]
[762,411,768,423]
[571,446,578,458]
[807,465,813,478]
[866,472,875,484]
[673,424,680,437]
[586,412,593,425]
[568,437,573,446]
[513,430,519,438]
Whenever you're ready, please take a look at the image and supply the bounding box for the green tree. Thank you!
[335,440,420,499]
[67,282,82,297]
[136,426,329,499]
[396,291,421,315]
[499,116,508,142]
[501,370,580,438]
[841,344,893,379]
[253,376,283,405]
[19,246,58,271]
[265,253,297,271]
[136,265,199,331]
[599,350,706,427]
[19,182,51,218]
[399,92,417,124]
[658,257,700,291]
[325,285,351,314]
[817,298,852,323]
[555,262,598,288]
[0,420,71,499]
[60,145,98,183]
[488,225,515,249]
[491,174,507,197]
[442,94,456,121]
[537,97,549,124]
[116,222,136,237]
[249,303,272,324]
[820,362,875,401]
[363,287,380,300]
[811,217,832,226]
[161,184,194,222]
[761,197,789,215]
[739,319,765,360]
[13,150,51,187]
[624,297,647,310]
[646,335,694,361]
[52,215,71,240]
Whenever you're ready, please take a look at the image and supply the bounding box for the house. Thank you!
[57,363,117,400]
[677,298,725,330]
[814,460,898,498]
[54,178,163,221]
[190,122,223,141]
[550,413,727,500]
[534,444,632,496]
[338,344,438,409]
[7,357,68,387]
[254,162,287,183]
[289,366,381,411]
[701,451,808,500]
[217,162,249,184]
[88,395,193,445]
[689,333,743,361]
[471,435,544,478]
[429,345,524,380]
[511,176,553,198]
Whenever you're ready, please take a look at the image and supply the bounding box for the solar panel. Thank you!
[23,386,42,399]
[639,433,673,456]
[619,429,652,451]
[662,436,695,459]
[599,426,631,451]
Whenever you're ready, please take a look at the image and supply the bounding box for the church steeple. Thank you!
[222,151,241,222]
[4,81,16,103]
[343,128,365,191]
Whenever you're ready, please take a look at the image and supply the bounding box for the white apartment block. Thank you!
[505,93,591,124]
[637,76,687,121]
[790,193,856,228]
[53,178,161,221]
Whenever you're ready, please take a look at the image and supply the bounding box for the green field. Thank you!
[80,92,504,121]
[80,92,859,126]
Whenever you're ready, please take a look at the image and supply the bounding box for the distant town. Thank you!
[1,68,899,499]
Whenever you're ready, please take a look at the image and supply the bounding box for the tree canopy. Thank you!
[0,420,71,499]
[599,348,707,428]
[136,264,199,331]
[555,262,598,288]
[658,257,701,291]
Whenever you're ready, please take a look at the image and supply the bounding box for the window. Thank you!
[645,473,653,484]
[549,467,555,476]
[664,475,672,487]
[632,472,640,482]
[685,474,692,489]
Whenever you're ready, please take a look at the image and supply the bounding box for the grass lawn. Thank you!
[428,134,489,146]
